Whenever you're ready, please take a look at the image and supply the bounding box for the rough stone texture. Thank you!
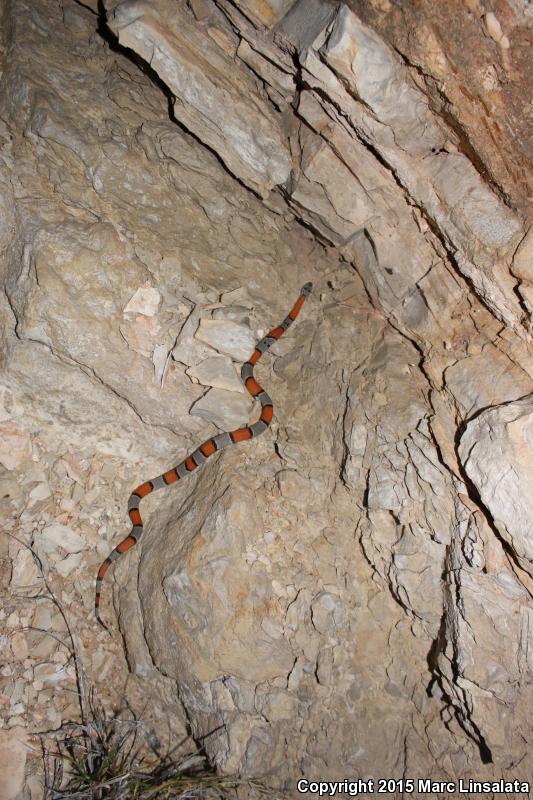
[348,0,533,226]
[0,727,27,800]
[458,396,533,578]
[107,0,292,197]
[1,0,532,796]
[291,4,526,334]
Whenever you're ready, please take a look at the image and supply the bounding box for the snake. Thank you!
[95,282,313,630]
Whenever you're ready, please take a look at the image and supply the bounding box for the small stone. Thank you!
[59,497,75,512]
[276,469,307,500]
[120,314,160,357]
[211,305,252,324]
[45,708,62,728]
[10,548,42,593]
[61,453,88,485]
[259,691,298,722]
[484,12,504,43]
[153,343,171,385]
[0,423,32,470]
[31,636,58,661]
[123,285,161,316]
[37,523,85,554]
[220,287,254,308]
[33,663,69,683]
[189,388,254,430]
[195,319,256,361]
[0,726,27,799]
[311,591,345,634]
[10,633,28,662]
[55,552,82,577]
[28,482,51,502]
[172,306,211,367]
[186,356,245,393]
[0,385,23,422]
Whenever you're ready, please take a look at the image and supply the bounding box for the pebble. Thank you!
[28,482,51,502]
[220,286,254,308]
[195,318,256,360]
[55,552,82,577]
[9,548,41,592]
[0,422,32,470]
[10,633,28,662]
[186,355,245,393]
[37,523,85,554]
[123,285,161,316]
[189,387,253,429]
[211,305,251,324]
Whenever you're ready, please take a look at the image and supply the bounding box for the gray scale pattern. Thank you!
[177,462,189,479]
[250,419,268,436]
[214,432,233,449]
[241,362,254,380]
[257,390,272,406]
[192,449,206,466]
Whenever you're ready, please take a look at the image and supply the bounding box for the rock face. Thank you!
[107,0,292,197]
[1,0,532,795]
[459,396,533,578]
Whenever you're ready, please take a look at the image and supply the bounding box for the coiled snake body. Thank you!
[95,282,312,630]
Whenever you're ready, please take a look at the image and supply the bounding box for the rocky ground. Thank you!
[0,0,532,797]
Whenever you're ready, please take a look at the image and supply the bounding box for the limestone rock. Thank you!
[9,548,42,595]
[232,0,296,27]
[0,727,27,800]
[194,319,256,361]
[107,0,292,197]
[351,0,533,224]
[1,0,532,790]
[189,387,253,429]
[458,396,533,577]
[236,39,295,101]
[186,355,245,393]
[445,346,533,417]
[296,3,525,332]
[123,285,161,316]
[0,422,32,470]
[37,523,85,555]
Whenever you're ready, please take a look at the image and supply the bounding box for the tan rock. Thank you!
[189,387,253,429]
[444,345,532,417]
[0,727,27,800]
[107,0,291,196]
[1,0,532,788]
[123,284,161,316]
[37,523,85,555]
[10,548,42,595]
[186,355,245,393]
[233,0,296,27]
[458,396,533,577]
[0,423,32,470]
[194,319,256,361]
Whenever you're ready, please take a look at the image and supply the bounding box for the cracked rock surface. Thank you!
[1,0,532,796]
